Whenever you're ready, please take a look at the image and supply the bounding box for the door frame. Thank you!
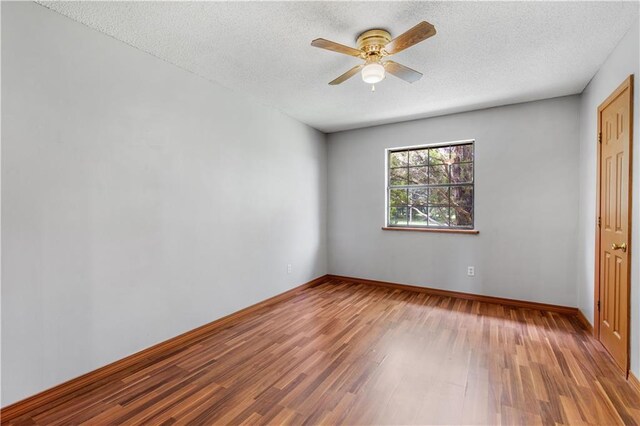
[593,74,634,375]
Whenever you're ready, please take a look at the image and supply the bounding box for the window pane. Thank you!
[428,187,449,206]
[409,188,428,206]
[450,163,473,183]
[389,151,408,168]
[451,206,473,227]
[389,206,408,225]
[390,189,408,206]
[429,146,451,165]
[450,186,473,207]
[409,149,428,166]
[428,165,449,185]
[390,168,408,186]
[450,144,473,163]
[386,142,474,229]
[428,206,450,226]
[409,166,428,185]
[408,206,428,226]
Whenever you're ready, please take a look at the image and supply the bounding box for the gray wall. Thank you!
[327,96,580,307]
[1,2,327,405]
[576,20,640,377]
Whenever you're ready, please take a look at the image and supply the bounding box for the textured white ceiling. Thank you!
[39,1,639,133]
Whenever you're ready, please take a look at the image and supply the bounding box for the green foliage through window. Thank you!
[387,141,474,228]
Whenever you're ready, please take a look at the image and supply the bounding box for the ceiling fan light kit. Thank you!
[311,21,436,90]
[361,62,385,84]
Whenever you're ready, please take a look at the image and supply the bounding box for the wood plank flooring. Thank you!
[5,278,640,425]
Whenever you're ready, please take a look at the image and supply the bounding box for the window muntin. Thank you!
[387,141,474,229]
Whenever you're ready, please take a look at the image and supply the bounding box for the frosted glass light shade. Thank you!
[361,62,385,84]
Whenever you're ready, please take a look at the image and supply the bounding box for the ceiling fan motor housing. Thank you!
[356,29,391,59]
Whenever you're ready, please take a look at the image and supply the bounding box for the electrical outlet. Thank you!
[287,264,292,274]
[467,266,475,277]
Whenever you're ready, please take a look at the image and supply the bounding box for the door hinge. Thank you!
[597,300,601,311]
[598,216,601,227]
[598,132,602,144]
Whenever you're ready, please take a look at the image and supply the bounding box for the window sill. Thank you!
[382,227,479,235]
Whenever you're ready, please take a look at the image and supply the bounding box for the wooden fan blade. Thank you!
[384,61,423,83]
[311,38,363,57]
[329,64,364,85]
[384,21,436,55]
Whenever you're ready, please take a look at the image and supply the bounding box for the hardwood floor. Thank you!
[4,278,640,425]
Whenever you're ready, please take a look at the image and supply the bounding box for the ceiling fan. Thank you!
[311,21,436,90]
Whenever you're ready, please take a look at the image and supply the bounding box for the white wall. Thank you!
[1,2,327,406]
[576,20,640,377]
[327,96,580,307]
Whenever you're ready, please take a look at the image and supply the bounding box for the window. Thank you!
[387,140,474,229]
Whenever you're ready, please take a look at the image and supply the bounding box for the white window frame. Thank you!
[385,139,475,229]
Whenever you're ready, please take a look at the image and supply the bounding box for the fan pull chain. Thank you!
[371,84,376,92]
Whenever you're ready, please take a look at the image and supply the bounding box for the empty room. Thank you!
[1,1,640,424]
